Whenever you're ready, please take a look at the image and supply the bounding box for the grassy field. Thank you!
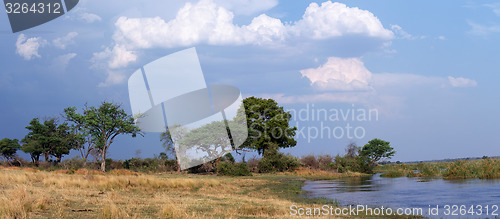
[375,158,500,179]
[0,166,394,218]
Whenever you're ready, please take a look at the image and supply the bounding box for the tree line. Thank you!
[0,97,395,174]
[0,102,140,172]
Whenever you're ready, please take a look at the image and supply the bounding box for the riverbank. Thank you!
[0,166,425,218]
[375,158,500,179]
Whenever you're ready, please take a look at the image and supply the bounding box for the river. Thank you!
[302,174,500,218]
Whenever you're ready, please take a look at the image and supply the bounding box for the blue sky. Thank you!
[1,0,499,162]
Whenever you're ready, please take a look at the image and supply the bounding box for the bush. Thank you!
[318,155,334,170]
[217,162,252,176]
[301,155,319,169]
[257,145,300,173]
[334,155,372,173]
[246,157,259,172]
[60,156,85,170]
[220,153,235,163]
[123,157,178,172]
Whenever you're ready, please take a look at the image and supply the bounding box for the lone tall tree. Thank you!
[64,102,142,172]
[240,97,297,156]
[360,138,396,166]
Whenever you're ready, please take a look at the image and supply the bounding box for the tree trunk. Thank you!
[31,154,40,167]
[215,158,220,174]
[100,148,106,172]
[83,149,91,167]
[15,158,22,167]
[44,152,50,163]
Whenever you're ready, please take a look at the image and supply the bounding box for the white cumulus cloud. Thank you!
[93,0,394,86]
[214,0,278,15]
[448,76,477,87]
[107,0,392,55]
[16,34,46,60]
[112,0,286,49]
[91,45,137,86]
[92,44,137,69]
[53,32,78,49]
[291,1,393,40]
[300,57,372,91]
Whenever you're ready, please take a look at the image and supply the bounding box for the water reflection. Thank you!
[303,174,500,217]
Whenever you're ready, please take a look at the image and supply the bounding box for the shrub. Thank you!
[123,157,178,172]
[246,157,259,172]
[419,163,441,177]
[60,156,85,170]
[443,160,473,179]
[334,155,372,173]
[257,146,300,173]
[318,155,334,170]
[220,153,235,163]
[217,162,252,176]
[301,155,319,169]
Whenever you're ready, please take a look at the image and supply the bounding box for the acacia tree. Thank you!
[360,138,396,166]
[64,110,96,165]
[64,102,142,172]
[22,118,76,163]
[240,97,297,156]
[0,138,21,165]
[21,139,42,166]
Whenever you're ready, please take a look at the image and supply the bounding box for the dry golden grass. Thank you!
[0,168,350,218]
[278,167,370,179]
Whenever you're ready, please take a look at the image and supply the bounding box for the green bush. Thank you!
[123,157,178,172]
[334,155,372,173]
[220,153,235,163]
[217,162,252,176]
[257,145,300,173]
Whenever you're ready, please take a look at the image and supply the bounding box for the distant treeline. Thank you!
[386,155,500,165]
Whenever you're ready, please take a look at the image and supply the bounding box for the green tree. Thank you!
[0,138,21,165]
[64,109,97,165]
[22,118,76,163]
[360,138,396,166]
[64,102,142,172]
[240,97,297,155]
[160,125,187,172]
[21,139,42,166]
[51,123,79,162]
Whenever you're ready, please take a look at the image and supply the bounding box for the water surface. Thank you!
[302,174,500,218]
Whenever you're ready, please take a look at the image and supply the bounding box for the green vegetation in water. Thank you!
[376,158,500,179]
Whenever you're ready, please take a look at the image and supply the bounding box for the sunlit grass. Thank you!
[0,167,359,218]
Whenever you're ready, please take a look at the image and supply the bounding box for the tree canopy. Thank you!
[22,118,77,164]
[0,138,21,165]
[64,102,142,172]
[240,97,297,155]
[360,138,396,166]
